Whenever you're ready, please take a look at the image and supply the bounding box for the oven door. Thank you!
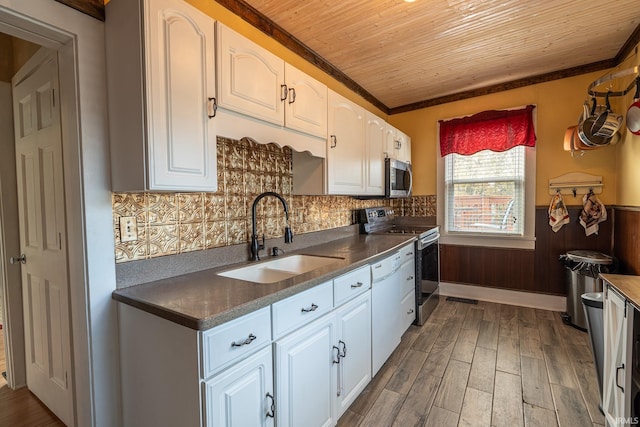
[385,158,413,198]
[416,232,440,325]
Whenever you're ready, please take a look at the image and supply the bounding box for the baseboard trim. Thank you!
[439,282,566,312]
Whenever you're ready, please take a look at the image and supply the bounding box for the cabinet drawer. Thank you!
[371,252,401,281]
[334,266,371,307]
[399,243,416,265]
[272,281,333,339]
[399,260,416,296]
[201,306,272,379]
[400,291,416,332]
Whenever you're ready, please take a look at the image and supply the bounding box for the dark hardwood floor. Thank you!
[338,298,604,427]
[0,330,64,426]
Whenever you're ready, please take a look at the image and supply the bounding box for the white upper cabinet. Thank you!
[384,123,412,164]
[106,0,217,191]
[327,90,366,195]
[216,23,327,140]
[216,22,285,125]
[396,129,412,163]
[364,112,386,196]
[284,64,327,138]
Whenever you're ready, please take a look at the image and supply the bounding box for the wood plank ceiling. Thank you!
[222,0,640,113]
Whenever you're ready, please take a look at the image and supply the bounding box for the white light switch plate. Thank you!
[119,216,138,242]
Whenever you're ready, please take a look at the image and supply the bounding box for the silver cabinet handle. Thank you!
[231,333,256,348]
[374,264,382,269]
[288,87,296,104]
[351,282,364,288]
[616,363,625,393]
[330,135,337,148]
[207,97,217,118]
[10,254,26,264]
[280,84,288,101]
[407,308,414,315]
[301,303,318,313]
[266,393,275,418]
[406,276,414,281]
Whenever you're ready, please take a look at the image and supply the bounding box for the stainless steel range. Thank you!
[358,207,440,325]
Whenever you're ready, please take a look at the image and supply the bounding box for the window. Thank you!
[437,106,536,249]
[444,147,524,235]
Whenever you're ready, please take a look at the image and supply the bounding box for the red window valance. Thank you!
[439,105,536,157]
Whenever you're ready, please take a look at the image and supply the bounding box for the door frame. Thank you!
[0,3,120,426]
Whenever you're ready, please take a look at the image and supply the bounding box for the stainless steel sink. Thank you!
[218,255,343,284]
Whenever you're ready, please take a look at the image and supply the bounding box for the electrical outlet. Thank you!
[119,216,138,242]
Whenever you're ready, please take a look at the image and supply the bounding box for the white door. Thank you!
[275,314,336,427]
[204,346,275,427]
[12,49,73,426]
[335,292,371,417]
[603,286,632,426]
[327,91,366,195]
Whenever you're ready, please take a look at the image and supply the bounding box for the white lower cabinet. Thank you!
[335,292,372,417]
[204,346,275,427]
[275,311,337,427]
[274,291,372,427]
[603,284,634,426]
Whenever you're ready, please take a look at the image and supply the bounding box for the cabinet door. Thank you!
[275,313,337,427]
[217,22,285,126]
[204,346,274,427]
[146,0,217,190]
[396,130,411,163]
[335,292,371,417]
[604,286,633,425]
[364,112,385,196]
[284,64,327,138]
[327,90,366,194]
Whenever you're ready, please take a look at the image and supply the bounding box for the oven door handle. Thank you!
[419,233,439,248]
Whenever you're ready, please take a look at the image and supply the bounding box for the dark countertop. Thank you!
[112,234,416,330]
[601,274,640,310]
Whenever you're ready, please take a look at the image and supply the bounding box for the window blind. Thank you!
[444,146,525,235]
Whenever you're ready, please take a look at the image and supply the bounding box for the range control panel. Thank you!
[358,207,396,233]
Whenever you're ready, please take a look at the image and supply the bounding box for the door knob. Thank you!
[10,254,26,264]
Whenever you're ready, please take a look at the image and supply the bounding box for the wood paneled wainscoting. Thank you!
[613,207,640,275]
[441,207,613,296]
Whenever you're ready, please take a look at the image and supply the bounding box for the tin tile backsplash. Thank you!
[113,137,435,263]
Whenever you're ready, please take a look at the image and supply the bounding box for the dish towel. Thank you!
[579,192,607,236]
[548,192,570,232]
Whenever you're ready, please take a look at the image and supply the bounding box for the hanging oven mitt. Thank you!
[548,192,570,232]
[579,192,607,236]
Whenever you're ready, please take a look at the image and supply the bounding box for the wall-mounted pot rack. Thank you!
[548,172,603,197]
[587,65,639,98]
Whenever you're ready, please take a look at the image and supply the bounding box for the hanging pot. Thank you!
[577,97,611,147]
[626,77,640,135]
[591,91,623,138]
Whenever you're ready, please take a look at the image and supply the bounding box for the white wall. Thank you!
[0,2,119,426]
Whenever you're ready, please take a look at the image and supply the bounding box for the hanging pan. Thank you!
[627,77,640,135]
[577,98,611,147]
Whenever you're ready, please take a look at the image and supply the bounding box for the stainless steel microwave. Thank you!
[385,158,412,198]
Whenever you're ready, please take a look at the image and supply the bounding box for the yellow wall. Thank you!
[615,45,640,207]
[185,0,388,119]
[389,71,620,206]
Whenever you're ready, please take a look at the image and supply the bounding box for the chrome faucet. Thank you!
[250,192,293,261]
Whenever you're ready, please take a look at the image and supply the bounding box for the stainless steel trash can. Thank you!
[582,292,604,409]
[562,250,613,330]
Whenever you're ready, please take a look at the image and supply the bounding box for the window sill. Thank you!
[440,233,536,250]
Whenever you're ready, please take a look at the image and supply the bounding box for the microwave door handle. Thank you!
[406,166,413,196]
